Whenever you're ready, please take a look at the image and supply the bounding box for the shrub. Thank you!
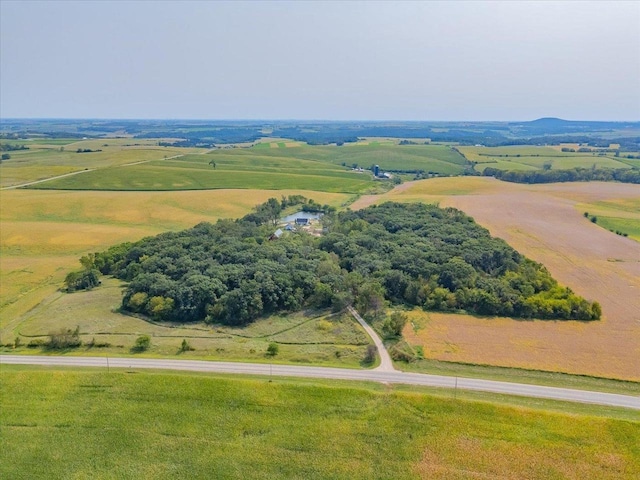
[180,339,195,352]
[132,335,151,352]
[414,345,425,360]
[27,339,47,348]
[87,337,112,348]
[363,344,377,364]
[47,327,82,349]
[317,319,333,331]
[390,346,414,363]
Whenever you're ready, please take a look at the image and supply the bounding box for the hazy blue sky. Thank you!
[1,1,638,121]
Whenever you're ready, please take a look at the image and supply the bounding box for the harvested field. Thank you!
[372,178,640,380]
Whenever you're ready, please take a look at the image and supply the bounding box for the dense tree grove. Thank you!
[483,166,640,184]
[84,201,600,325]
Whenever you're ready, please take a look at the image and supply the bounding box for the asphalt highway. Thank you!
[2,355,638,410]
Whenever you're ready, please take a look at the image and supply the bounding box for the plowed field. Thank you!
[369,178,640,380]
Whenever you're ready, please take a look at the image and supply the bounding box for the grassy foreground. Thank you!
[1,367,639,479]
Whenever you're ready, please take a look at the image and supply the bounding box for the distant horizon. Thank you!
[2,116,638,123]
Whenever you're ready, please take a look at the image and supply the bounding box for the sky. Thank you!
[1,0,639,121]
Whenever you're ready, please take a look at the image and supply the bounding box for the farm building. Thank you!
[269,228,283,241]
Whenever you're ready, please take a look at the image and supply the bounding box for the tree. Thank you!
[382,311,408,338]
[356,281,385,317]
[64,269,101,292]
[147,296,174,320]
[1,154,10,161]
[127,292,149,312]
[266,342,279,356]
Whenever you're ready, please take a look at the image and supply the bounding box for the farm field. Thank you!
[0,188,349,335]
[374,178,640,381]
[2,367,638,480]
[29,163,373,193]
[576,197,640,241]
[0,138,197,187]
[458,145,631,172]
[24,142,469,192]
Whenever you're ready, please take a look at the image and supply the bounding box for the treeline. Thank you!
[75,201,600,325]
[271,127,359,145]
[158,140,216,148]
[76,148,102,153]
[138,128,263,144]
[483,167,640,184]
[0,143,29,151]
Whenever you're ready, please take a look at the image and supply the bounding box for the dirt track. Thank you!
[376,179,640,380]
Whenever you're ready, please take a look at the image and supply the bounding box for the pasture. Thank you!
[6,278,371,367]
[1,367,638,479]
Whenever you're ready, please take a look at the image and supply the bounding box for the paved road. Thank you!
[347,306,395,372]
[1,355,638,410]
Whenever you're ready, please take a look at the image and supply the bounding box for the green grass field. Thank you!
[577,197,640,242]
[28,164,374,193]
[0,140,198,187]
[1,367,638,479]
[4,278,371,367]
[458,145,632,172]
[595,217,640,241]
[24,143,469,192]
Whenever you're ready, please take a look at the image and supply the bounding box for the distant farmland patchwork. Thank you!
[24,143,469,192]
[458,145,631,172]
